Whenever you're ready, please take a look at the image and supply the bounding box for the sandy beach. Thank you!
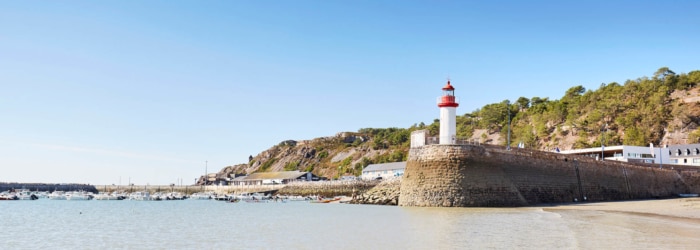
[541,197,700,249]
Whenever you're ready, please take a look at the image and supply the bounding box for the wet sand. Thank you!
[541,197,700,249]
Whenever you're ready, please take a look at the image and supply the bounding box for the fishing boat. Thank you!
[678,193,699,197]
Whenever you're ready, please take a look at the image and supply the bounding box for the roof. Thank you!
[231,176,248,181]
[559,145,624,155]
[243,171,308,181]
[363,162,406,172]
[667,143,700,150]
[442,80,454,90]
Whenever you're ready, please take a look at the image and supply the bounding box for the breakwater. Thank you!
[399,144,700,207]
[276,180,378,197]
[95,185,281,195]
[95,180,379,197]
[0,183,97,193]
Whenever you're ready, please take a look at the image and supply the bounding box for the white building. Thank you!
[559,145,663,164]
[666,143,700,166]
[361,162,406,180]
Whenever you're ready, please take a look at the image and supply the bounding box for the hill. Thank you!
[206,67,700,181]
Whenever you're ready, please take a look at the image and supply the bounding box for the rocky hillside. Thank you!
[206,68,700,180]
[469,85,700,151]
[208,131,408,182]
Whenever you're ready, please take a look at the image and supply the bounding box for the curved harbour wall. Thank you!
[0,183,98,193]
[399,144,698,207]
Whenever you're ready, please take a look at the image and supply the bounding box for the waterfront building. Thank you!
[560,145,661,163]
[560,143,700,167]
[230,171,320,186]
[361,162,406,180]
[666,143,700,166]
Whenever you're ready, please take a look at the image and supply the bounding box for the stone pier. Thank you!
[399,144,700,207]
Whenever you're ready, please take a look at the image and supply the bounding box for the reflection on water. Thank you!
[1,200,698,249]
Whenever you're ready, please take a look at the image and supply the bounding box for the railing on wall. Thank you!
[424,136,481,146]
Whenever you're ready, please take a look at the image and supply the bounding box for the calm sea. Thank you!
[1,200,698,249]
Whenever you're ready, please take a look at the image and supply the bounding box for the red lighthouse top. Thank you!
[438,80,459,108]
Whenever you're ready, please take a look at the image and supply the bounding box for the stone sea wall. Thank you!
[277,180,378,197]
[399,144,699,207]
[349,178,401,205]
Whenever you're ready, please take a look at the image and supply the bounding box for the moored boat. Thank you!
[15,189,39,200]
[0,192,18,200]
[48,191,67,200]
[66,191,93,200]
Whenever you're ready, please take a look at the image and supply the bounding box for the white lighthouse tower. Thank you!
[438,80,459,144]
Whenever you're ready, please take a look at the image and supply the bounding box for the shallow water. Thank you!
[1,200,698,249]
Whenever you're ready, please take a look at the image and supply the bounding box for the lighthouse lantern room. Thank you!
[437,80,459,144]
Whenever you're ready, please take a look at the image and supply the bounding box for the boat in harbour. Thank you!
[15,189,39,200]
[93,192,125,200]
[66,191,93,200]
[0,192,18,200]
[48,191,67,200]
[189,192,213,200]
[129,191,154,201]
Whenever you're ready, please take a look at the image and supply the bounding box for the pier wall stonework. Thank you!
[399,144,698,207]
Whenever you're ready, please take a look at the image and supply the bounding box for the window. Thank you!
[693,158,700,164]
[686,149,691,155]
[677,149,682,156]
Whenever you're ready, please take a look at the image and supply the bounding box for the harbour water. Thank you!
[2,199,699,249]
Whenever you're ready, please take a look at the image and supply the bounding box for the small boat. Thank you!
[165,192,186,200]
[0,192,18,200]
[213,194,231,201]
[310,197,341,203]
[48,191,67,200]
[244,199,270,203]
[189,192,213,200]
[93,192,124,200]
[66,191,93,200]
[678,193,699,197]
[15,189,39,200]
[129,191,154,201]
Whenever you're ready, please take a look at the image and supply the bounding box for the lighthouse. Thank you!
[437,80,459,144]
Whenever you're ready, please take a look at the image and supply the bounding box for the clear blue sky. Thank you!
[2,1,699,185]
